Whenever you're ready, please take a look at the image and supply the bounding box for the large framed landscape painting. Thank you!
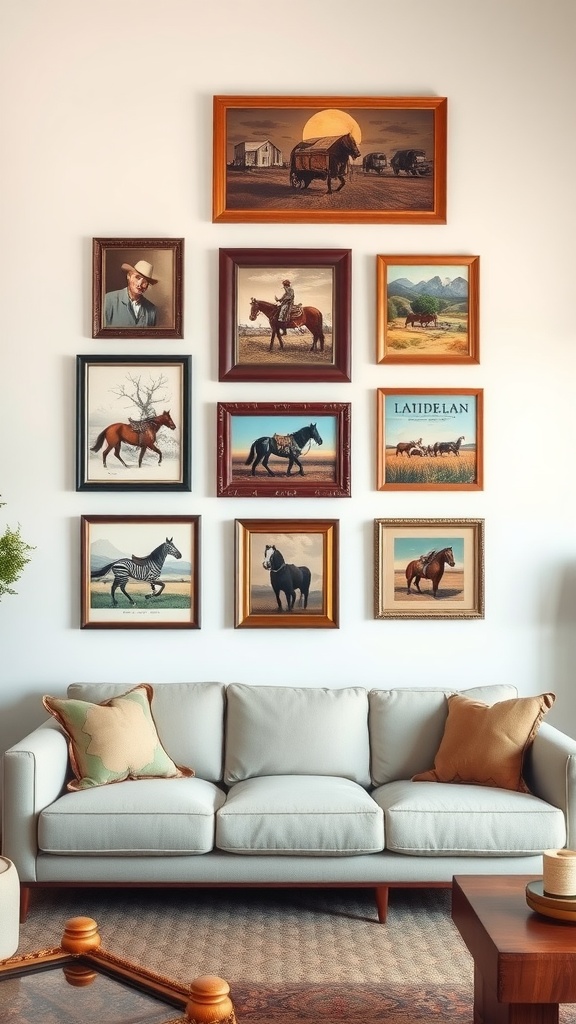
[80,515,201,629]
[377,388,483,491]
[219,247,351,382]
[374,518,485,620]
[213,96,447,224]
[218,403,350,498]
[377,255,480,364]
[235,518,339,629]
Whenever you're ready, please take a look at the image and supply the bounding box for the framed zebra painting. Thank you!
[80,515,201,629]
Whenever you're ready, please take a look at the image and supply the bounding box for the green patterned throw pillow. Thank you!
[43,684,194,791]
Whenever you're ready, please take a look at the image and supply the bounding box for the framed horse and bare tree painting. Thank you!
[218,248,351,382]
[217,402,351,498]
[81,515,201,629]
[213,96,447,224]
[374,518,485,620]
[76,355,191,491]
[235,519,339,629]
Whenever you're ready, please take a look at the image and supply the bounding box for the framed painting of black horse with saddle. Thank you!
[235,518,339,629]
[76,355,191,492]
[213,96,446,224]
[217,402,351,498]
[218,247,351,383]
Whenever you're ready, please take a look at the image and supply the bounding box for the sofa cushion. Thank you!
[369,684,519,786]
[216,775,384,855]
[67,682,226,783]
[224,685,371,786]
[38,778,226,854]
[43,685,193,791]
[413,691,555,792]
[372,779,566,856]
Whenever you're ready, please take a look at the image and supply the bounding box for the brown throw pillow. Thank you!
[412,691,555,792]
[43,684,194,791]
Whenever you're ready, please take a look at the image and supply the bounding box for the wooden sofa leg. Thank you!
[375,885,389,923]
[20,885,31,923]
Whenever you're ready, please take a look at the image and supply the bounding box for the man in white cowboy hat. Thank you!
[274,277,295,336]
[104,258,158,327]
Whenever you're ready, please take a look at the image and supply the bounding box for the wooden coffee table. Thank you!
[452,874,576,1024]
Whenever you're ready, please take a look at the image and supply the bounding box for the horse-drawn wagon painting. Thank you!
[80,515,201,629]
[377,255,480,364]
[217,402,350,498]
[377,388,483,491]
[235,519,339,629]
[213,96,446,224]
[218,248,351,382]
[374,518,485,620]
[76,355,191,491]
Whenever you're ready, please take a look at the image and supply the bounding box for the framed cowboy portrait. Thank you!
[376,388,484,491]
[76,355,191,492]
[92,237,184,339]
[81,515,201,629]
[218,247,351,383]
[213,95,447,224]
[235,518,339,629]
[376,255,480,364]
[217,402,351,498]
[374,518,485,620]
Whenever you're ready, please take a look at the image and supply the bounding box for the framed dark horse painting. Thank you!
[76,355,191,492]
[235,519,339,629]
[213,96,447,224]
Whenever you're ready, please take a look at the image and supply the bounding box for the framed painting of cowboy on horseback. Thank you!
[218,248,351,383]
[374,518,485,620]
[235,518,339,629]
[81,515,200,629]
[217,402,351,498]
[76,355,191,491]
[92,238,184,339]
[213,95,446,224]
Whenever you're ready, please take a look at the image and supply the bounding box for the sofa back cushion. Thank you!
[369,684,518,786]
[224,684,371,786]
[67,682,225,783]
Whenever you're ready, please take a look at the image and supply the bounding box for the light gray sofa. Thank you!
[3,681,575,922]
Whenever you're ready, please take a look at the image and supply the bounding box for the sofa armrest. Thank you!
[2,721,70,881]
[525,722,576,849]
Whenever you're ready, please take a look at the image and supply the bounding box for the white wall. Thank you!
[1,0,575,756]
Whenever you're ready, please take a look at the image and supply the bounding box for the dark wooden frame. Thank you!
[217,402,351,498]
[376,254,480,364]
[92,237,184,339]
[235,518,339,629]
[76,354,191,492]
[213,95,447,224]
[376,388,484,491]
[218,247,351,382]
[81,515,201,629]
[374,517,485,620]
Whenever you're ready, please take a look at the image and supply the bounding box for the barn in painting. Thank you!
[233,139,283,167]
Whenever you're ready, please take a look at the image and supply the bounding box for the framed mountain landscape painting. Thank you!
[377,255,480,364]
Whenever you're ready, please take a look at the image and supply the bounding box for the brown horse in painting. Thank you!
[405,546,456,599]
[249,298,325,352]
[90,410,176,468]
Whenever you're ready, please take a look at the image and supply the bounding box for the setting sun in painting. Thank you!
[302,109,362,143]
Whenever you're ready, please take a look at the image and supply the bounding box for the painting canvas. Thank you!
[377,388,483,490]
[76,355,191,491]
[213,96,446,224]
[235,519,339,628]
[81,515,200,629]
[377,255,480,364]
[374,518,484,619]
[217,403,350,497]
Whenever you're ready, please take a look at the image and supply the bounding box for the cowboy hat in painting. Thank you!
[121,259,158,284]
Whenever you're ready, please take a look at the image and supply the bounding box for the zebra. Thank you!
[90,537,182,606]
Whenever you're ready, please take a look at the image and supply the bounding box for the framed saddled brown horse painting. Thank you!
[374,518,485,620]
[213,96,447,224]
[76,355,191,491]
